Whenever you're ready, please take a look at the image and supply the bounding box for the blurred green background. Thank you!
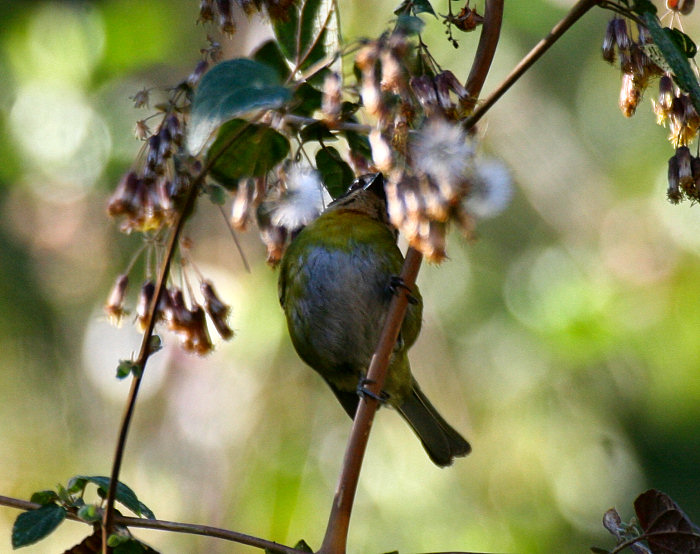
[1,0,699,552]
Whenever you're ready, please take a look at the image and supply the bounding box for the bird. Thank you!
[277,173,471,467]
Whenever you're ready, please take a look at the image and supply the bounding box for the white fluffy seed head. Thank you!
[412,118,474,187]
[272,166,327,229]
[463,158,512,218]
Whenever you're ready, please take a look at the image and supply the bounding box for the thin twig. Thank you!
[318,2,509,550]
[318,247,423,554]
[101,180,199,552]
[464,0,600,129]
[102,120,261,552]
[0,495,307,554]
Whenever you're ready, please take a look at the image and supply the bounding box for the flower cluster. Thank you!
[653,75,700,147]
[356,34,510,262]
[602,6,700,206]
[106,275,233,355]
[198,0,299,34]
[602,17,662,117]
[107,115,186,233]
[107,48,238,355]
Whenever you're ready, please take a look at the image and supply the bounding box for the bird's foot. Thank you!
[356,377,389,404]
[388,276,419,305]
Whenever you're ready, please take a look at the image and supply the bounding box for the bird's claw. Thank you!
[388,276,419,304]
[357,377,389,403]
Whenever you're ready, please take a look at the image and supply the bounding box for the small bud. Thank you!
[146,134,162,173]
[105,274,129,324]
[165,114,183,146]
[187,60,209,88]
[134,120,150,140]
[216,0,235,35]
[199,0,215,22]
[379,50,404,93]
[612,18,631,51]
[410,75,439,116]
[602,19,618,63]
[322,73,342,124]
[667,152,682,203]
[667,0,695,15]
[676,146,693,187]
[157,129,172,160]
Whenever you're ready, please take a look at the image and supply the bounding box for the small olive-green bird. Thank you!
[278,173,471,467]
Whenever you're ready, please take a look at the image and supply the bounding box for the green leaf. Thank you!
[291,82,323,117]
[207,119,290,189]
[116,359,138,380]
[114,538,159,554]
[632,0,657,15]
[29,490,59,505]
[316,147,354,199]
[642,13,700,114]
[66,476,88,494]
[73,476,155,519]
[666,27,697,58]
[343,129,372,161]
[273,0,339,76]
[395,14,425,35]
[187,59,291,154]
[12,503,66,548]
[394,0,435,17]
[253,40,291,81]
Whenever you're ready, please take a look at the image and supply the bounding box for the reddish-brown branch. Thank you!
[465,0,600,128]
[318,247,423,554]
[464,0,505,110]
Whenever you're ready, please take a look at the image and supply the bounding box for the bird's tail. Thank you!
[396,380,471,467]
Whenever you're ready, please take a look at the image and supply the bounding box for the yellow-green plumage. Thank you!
[278,175,470,467]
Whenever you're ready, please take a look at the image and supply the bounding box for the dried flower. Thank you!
[136,280,156,331]
[105,274,129,324]
[322,72,343,125]
[619,72,643,118]
[201,281,234,339]
[130,88,150,109]
[369,129,394,173]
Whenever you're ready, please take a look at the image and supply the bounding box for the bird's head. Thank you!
[326,173,391,226]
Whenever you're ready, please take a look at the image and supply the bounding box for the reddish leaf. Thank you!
[634,489,700,554]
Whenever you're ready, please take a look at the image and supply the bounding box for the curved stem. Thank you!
[463,0,505,110]
[101,120,261,553]
[464,0,600,128]
[102,180,199,552]
[318,247,422,554]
